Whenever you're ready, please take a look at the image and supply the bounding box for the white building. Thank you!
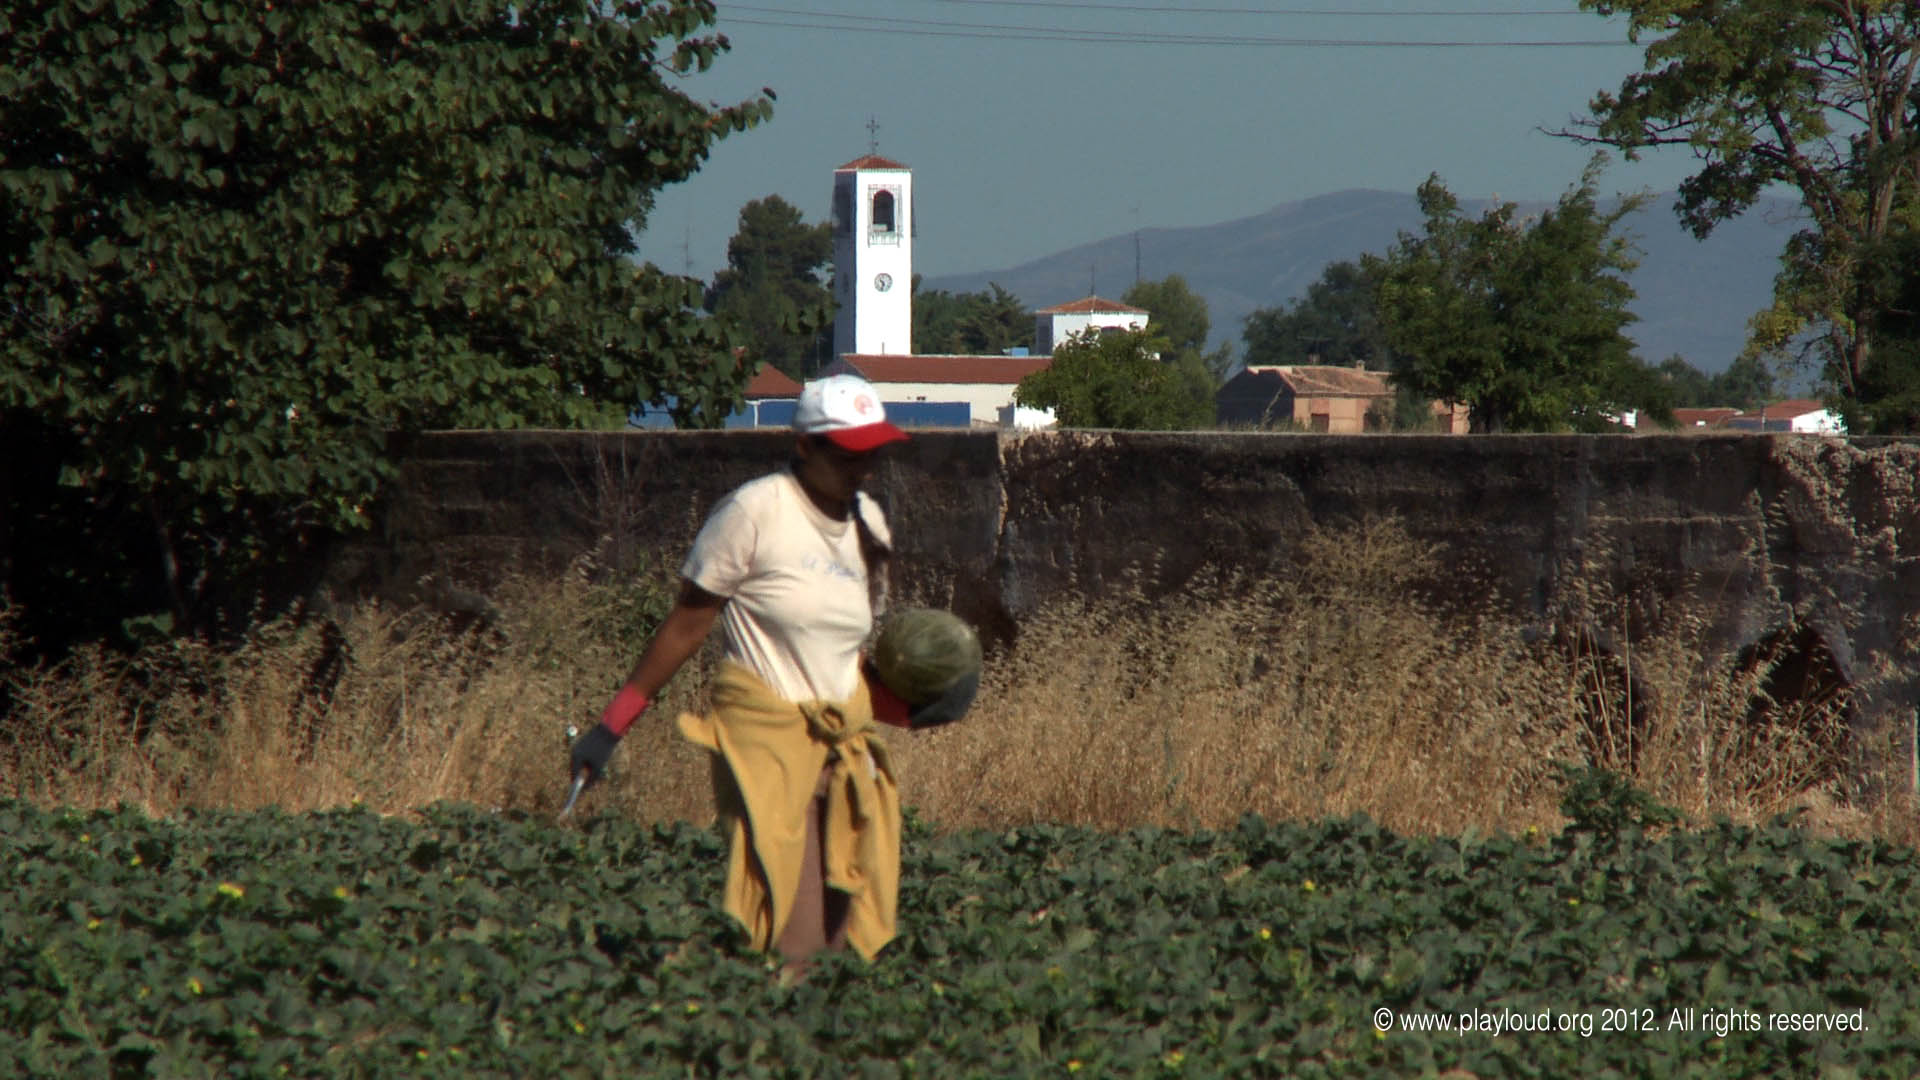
[831,155,913,357]
[824,354,1051,426]
[1033,296,1150,355]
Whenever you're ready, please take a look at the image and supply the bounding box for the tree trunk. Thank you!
[0,414,12,613]
[149,498,191,633]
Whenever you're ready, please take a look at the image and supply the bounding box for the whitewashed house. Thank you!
[1032,296,1150,355]
[1727,399,1846,434]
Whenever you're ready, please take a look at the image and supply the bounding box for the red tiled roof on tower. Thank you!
[1034,296,1148,315]
[837,154,909,170]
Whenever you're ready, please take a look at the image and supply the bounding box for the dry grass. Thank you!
[0,556,720,824]
[3,521,1912,845]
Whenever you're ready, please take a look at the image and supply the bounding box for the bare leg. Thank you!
[778,765,850,971]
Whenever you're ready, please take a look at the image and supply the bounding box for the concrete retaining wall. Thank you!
[322,430,1920,773]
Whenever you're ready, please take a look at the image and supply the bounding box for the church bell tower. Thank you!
[831,155,913,356]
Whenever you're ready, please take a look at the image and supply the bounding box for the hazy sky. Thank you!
[640,1,1707,286]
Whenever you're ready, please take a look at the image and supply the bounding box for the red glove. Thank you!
[864,661,913,728]
[599,684,651,737]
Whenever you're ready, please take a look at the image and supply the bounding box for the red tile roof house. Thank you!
[824,353,1055,428]
[1032,296,1150,355]
[1214,365,1470,433]
[742,363,803,400]
[1725,399,1846,434]
[1661,407,1742,431]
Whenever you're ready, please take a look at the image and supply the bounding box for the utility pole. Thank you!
[1132,204,1141,287]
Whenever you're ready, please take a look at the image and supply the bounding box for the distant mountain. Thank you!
[921,189,1803,374]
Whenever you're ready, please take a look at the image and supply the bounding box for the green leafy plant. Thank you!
[1556,762,1681,841]
[2,803,1916,1076]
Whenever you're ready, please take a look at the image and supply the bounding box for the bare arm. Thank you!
[616,579,726,702]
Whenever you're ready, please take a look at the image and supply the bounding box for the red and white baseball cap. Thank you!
[793,374,910,452]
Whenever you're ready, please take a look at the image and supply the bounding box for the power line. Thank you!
[935,0,1588,15]
[722,6,1631,47]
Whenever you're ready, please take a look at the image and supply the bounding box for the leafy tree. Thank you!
[955,282,1032,355]
[1366,163,1672,433]
[1566,0,1920,430]
[0,0,769,644]
[1014,329,1211,430]
[1242,260,1391,371]
[911,278,969,354]
[1655,354,1778,410]
[1124,274,1234,376]
[1123,274,1229,415]
[1655,356,1716,408]
[912,281,1031,354]
[1123,275,1207,357]
[1848,229,1920,432]
[705,196,834,379]
[1712,353,1779,412]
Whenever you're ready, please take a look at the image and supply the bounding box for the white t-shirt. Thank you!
[681,469,893,704]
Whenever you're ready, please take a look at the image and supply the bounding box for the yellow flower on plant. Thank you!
[187,977,204,995]
[571,1019,587,1035]
[217,882,245,900]
[1067,1062,1082,1073]
[1258,927,1272,941]
[1303,880,1315,892]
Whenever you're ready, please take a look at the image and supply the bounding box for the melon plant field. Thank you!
[4,785,1918,1078]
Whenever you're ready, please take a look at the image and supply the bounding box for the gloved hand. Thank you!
[867,661,914,728]
[906,669,978,730]
[569,723,622,782]
[864,660,978,731]
[571,685,650,780]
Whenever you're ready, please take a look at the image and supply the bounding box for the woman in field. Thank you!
[568,374,966,971]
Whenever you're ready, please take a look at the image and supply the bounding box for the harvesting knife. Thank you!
[559,771,589,820]
[558,723,586,820]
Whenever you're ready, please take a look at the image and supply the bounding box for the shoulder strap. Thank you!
[852,492,892,616]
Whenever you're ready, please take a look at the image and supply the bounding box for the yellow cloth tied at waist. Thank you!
[676,660,901,961]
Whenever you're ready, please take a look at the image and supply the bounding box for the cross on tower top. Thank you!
[866,116,880,155]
